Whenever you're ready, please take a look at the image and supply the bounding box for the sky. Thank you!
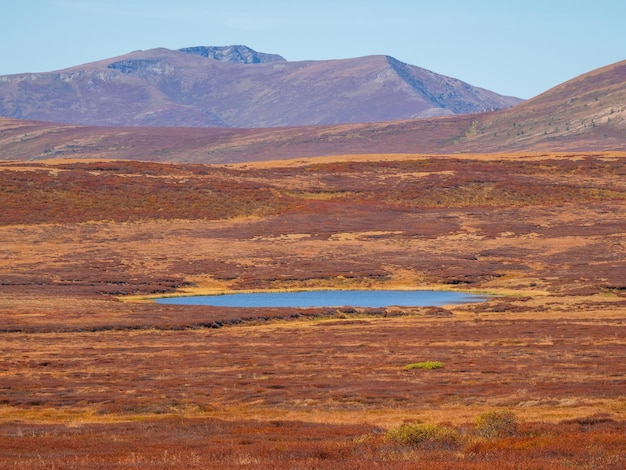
[1,1,625,99]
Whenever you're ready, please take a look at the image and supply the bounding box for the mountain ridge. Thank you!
[0,46,521,128]
[0,59,624,163]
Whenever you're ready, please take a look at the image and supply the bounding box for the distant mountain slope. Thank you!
[1,60,624,162]
[0,46,521,128]
[451,59,626,152]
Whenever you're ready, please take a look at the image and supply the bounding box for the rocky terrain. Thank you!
[178,45,287,64]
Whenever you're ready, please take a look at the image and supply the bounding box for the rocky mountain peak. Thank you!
[177,45,286,64]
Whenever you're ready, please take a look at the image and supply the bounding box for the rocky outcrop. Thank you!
[178,45,286,64]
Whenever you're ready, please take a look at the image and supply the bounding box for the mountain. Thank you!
[448,59,626,152]
[1,60,624,163]
[0,46,521,128]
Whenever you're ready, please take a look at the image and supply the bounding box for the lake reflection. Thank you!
[155,290,488,308]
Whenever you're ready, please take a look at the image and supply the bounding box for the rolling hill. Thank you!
[454,59,626,152]
[0,45,520,128]
[0,59,624,163]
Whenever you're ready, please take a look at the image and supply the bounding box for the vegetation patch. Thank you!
[474,410,519,438]
[386,422,461,449]
[404,361,444,370]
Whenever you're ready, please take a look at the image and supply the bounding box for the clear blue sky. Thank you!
[2,0,625,99]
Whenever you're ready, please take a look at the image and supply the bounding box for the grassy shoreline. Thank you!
[121,284,505,303]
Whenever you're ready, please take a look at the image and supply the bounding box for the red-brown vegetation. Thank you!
[0,153,625,468]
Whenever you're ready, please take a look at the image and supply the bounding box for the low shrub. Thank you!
[386,422,461,450]
[474,410,519,439]
[404,361,444,370]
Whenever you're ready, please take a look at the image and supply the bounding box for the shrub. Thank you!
[386,422,461,449]
[474,410,519,439]
[404,361,444,370]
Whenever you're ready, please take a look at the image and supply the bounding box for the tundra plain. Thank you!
[1,153,625,469]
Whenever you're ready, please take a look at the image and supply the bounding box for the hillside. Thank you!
[0,114,476,163]
[453,59,626,152]
[0,46,520,128]
[0,60,625,163]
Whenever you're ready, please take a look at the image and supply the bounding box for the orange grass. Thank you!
[0,153,625,468]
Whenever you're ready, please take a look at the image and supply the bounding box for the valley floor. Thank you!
[0,153,625,468]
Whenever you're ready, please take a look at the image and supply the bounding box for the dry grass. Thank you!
[0,153,625,467]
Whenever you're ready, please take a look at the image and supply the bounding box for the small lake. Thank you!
[155,290,489,308]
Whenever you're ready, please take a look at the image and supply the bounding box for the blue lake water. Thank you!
[155,290,489,308]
